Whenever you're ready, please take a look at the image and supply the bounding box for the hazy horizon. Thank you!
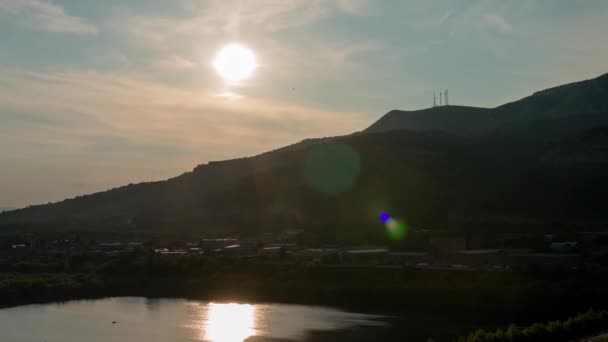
[2,0,608,207]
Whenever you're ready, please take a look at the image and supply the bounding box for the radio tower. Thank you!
[445,90,449,106]
[439,91,443,106]
[433,92,437,107]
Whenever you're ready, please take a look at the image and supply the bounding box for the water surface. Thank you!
[0,297,390,342]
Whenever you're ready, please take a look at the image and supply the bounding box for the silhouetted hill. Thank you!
[542,126,608,164]
[366,73,608,138]
[496,73,608,120]
[1,73,608,239]
[365,106,492,134]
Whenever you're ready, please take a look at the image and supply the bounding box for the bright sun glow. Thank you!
[213,43,258,84]
[203,303,256,342]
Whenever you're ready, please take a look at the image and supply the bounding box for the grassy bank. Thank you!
[458,309,608,342]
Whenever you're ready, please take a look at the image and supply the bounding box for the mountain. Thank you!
[495,73,608,120]
[1,73,608,239]
[542,126,608,164]
[0,208,14,213]
[364,106,492,134]
[365,73,608,139]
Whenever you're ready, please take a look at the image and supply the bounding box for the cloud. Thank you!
[335,0,368,15]
[0,68,370,163]
[404,2,518,37]
[124,0,368,43]
[325,42,383,69]
[0,0,97,34]
[199,0,369,33]
[151,55,198,70]
[110,0,383,109]
[0,67,371,205]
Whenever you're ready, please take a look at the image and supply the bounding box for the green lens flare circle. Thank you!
[386,218,408,240]
[305,142,361,195]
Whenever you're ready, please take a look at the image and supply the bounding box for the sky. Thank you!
[1,0,607,208]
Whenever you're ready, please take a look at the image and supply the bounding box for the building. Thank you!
[450,249,580,270]
[341,248,389,265]
[260,246,288,258]
[387,252,429,266]
[200,238,239,252]
[550,241,578,253]
[296,248,341,264]
[221,243,258,256]
[492,253,580,271]
[578,232,608,244]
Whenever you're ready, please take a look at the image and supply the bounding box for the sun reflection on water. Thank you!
[202,303,256,342]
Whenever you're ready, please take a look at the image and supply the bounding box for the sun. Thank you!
[213,43,258,85]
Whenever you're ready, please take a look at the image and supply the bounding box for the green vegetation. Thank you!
[458,309,608,342]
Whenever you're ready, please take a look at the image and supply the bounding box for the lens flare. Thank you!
[386,218,408,240]
[305,142,361,195]
[379,212,390,224]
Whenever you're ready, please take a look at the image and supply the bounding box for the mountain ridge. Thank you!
[2,73,608,237]
[365,72,608,136]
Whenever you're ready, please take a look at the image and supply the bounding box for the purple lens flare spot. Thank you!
[379,212,390,224]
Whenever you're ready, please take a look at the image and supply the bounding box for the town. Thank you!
[3,227,607,272]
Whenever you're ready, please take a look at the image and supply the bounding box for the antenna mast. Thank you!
[433,92,436,107]
[439,91,443,106]
[445,90,449,106]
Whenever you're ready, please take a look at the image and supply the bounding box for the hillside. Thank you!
[365,73,608,137]
[364,106,492,134]
[1,73,608,239]
[495,72,608,119]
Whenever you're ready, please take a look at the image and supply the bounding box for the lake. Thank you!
[0,297,407,342]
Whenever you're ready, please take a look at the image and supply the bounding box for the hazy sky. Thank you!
[1,0,607,208]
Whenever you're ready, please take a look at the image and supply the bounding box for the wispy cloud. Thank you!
[0,67,370,205]
[0,68,369,162]
[325,42,383,69]
[335,0,369,15]
[113,0,382,103]
[151,55,198,70]
[124,0,368,42]
[0,0,97,34]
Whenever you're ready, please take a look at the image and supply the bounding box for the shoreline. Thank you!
[2,260,608,340]
[5,293,608,342]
